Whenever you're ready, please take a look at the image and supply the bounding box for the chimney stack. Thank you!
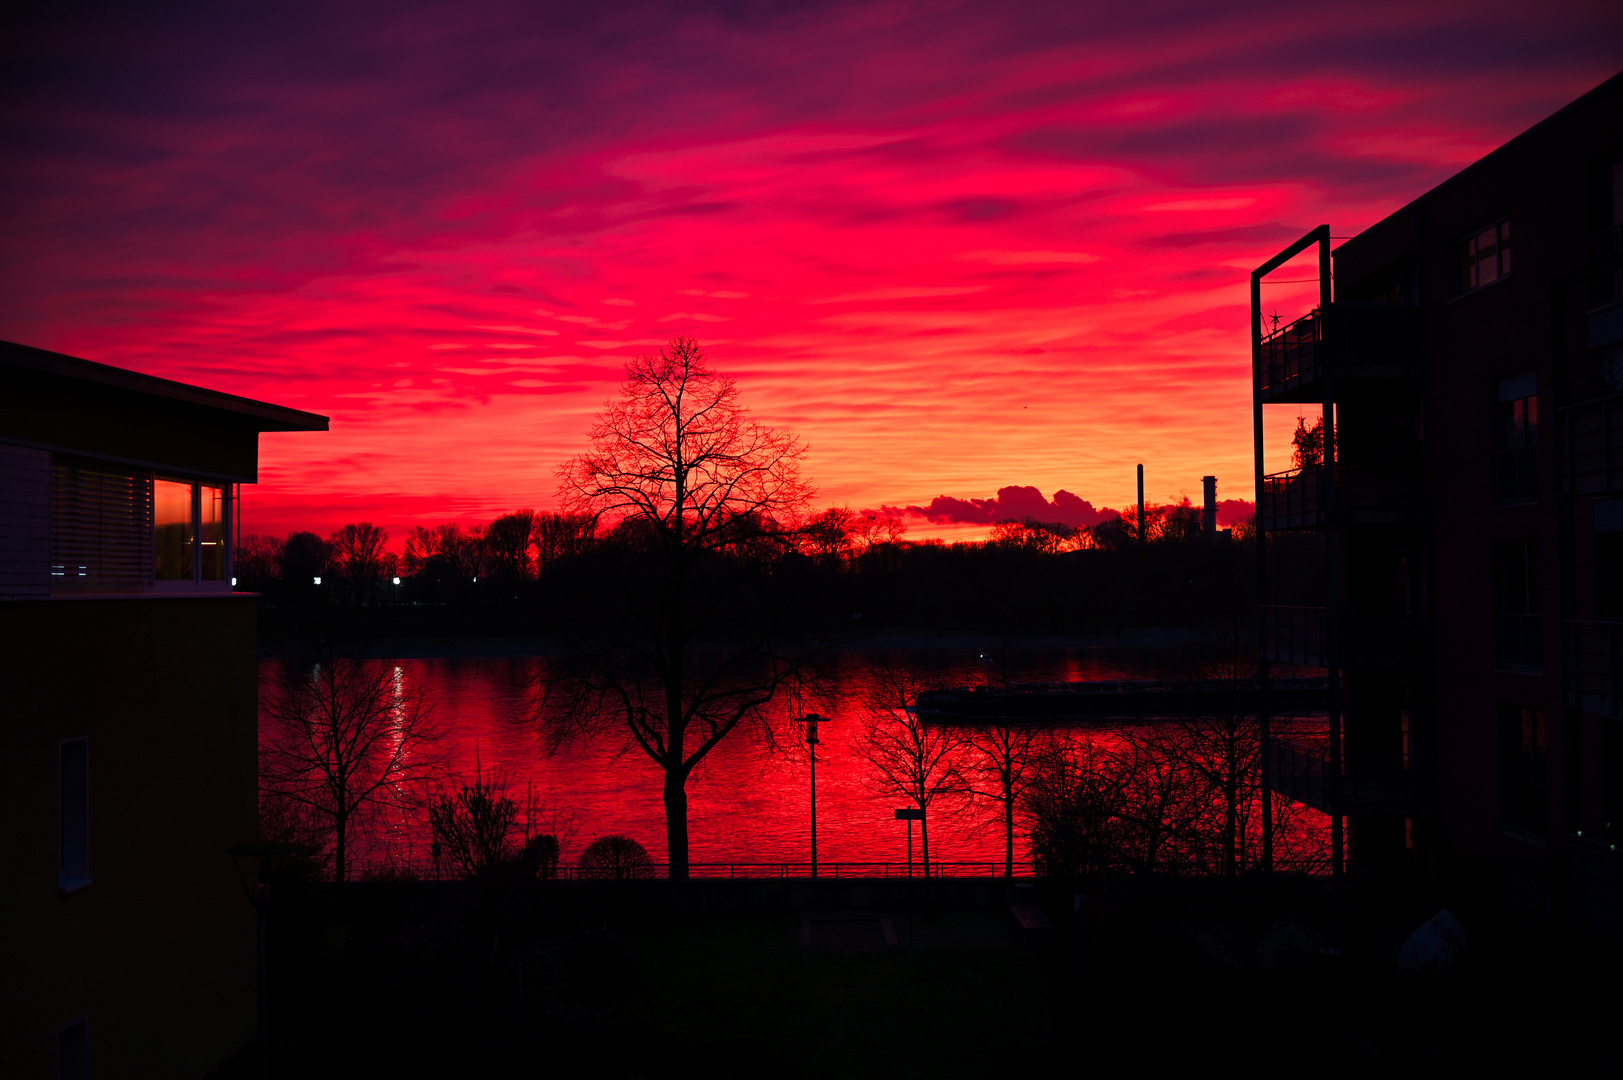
[1203,476,1217,536]
[1137,464,1145,544]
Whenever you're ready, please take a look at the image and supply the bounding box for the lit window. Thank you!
[60,737,90,892]
[154,480,194,580]
[1458,219,1511,293]
[154,479,229,583]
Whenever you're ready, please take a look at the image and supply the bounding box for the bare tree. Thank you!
[546,337,815,879]
[1022,731,1131,882]
[1170,630,1263,880]
[485,509,537,582]
[532,511,598,569]
[855,659,968,877]
[260,652,444,882]
[963,721,1047,877]
[329,522,390,598]
[429,756,520,881]
[1112,725,1206,874]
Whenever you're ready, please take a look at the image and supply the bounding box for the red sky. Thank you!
[4,1,1621,544]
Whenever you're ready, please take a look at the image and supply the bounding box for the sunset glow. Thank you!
[4,2,1620,541]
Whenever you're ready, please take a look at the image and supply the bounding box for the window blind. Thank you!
[51,458,153,587]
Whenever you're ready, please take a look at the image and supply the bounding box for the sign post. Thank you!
[894,807,924,877]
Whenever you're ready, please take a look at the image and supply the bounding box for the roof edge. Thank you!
[1,339,328,432]
[1336,67,1623,260]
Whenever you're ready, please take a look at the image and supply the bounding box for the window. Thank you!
[1493,372,1537,503]
[60,737,90,892]
[1458,218,1511,293]
[154,479,229,584]
[1494,538,1541,669]
[50,458,152,588]
[1499,703,1547,836]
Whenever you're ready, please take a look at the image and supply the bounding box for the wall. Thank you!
[0,595,259,1078]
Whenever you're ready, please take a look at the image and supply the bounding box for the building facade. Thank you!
[0,340,324,1076]
[1253,71,1623,926]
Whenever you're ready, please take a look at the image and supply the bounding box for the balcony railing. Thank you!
[1256,304,1424,403]
[1259,465,1423,531]
[1561,395,1623,495]
[1564,620,1623,718]
[1265,735,1429,816]
[1262,605,1427,668]
[1497,612,1543,671]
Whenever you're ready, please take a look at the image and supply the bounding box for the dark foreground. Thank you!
[209,873,1618,1079]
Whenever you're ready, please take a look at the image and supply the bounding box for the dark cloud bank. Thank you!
[879,485,1253,529]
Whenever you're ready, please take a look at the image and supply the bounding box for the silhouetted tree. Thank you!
[1024,732,1131,882]
[532,511,597,569]
[235,532,282,592]
[1170,631,1263,880]
[803,506,856,560]
[329,523,389,599]
[279,530,332,595]
[429,758,520,881]
[964,720,1047,878]
[577,835,655,880]
[260,652,443,881]
[545,337,815,879]
[856,658,968,877]
[485,509,537,582]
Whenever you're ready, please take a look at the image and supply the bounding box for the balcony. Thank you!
[1266,735,1429,816]
[1256,304,1424,404]
[1563,394,1623,496]
[1564,620,1623,718]
[1262,605,1427,668]
[1259,465,1423,531]
[1594,223,1623,311]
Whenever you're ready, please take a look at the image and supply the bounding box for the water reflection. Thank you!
[259,643,1325,874]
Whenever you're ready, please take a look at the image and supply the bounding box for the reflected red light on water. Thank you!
[259,648,1330,876]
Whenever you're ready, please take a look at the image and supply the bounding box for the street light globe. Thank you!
[313,576,321,585]
[392,576,401,585]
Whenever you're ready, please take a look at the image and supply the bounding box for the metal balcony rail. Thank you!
[1561,394,1623,495]
[1265,735,1429,816]
[1259,465,1423,530]
[1261,605,1427,669]
[1595,222,1623,261]
[1255,304,1424,402]
[1563,620,1623,718]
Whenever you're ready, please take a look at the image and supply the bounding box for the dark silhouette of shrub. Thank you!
[576,835,655,880]
[522,833,561,880]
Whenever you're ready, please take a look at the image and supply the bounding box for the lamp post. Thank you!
[894,807,924,876]
[799,714,830,877]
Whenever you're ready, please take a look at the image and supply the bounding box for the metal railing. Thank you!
[1255,304,1424,401]
[359,857,1037,882]
[1265,735,1429,816]
[1563,394,1623,495]
[1564,620,1623,718]
[1261,604,1427,669]
[1259,465,1423,530]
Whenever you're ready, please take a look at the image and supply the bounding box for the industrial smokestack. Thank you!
[1203,476,1217,537]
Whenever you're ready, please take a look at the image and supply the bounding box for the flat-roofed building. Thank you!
[0,340,326,1076]
[1252,71,1623,929]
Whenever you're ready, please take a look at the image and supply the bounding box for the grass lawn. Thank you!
[630,909,1051,1080]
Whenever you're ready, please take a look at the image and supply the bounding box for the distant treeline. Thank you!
[242,502,1260,640]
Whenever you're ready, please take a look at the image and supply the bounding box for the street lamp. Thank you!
[798,714,831,877]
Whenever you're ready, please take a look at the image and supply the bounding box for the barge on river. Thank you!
[914,678,1328,724]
